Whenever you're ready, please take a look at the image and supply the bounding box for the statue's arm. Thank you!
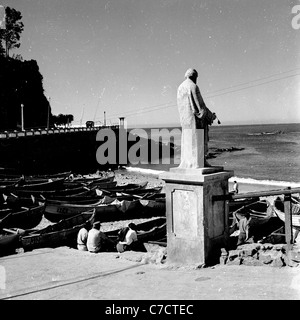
[190,85,207,119]
[193,86,216,125]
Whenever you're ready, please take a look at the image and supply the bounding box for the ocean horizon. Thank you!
[127,122,300,188]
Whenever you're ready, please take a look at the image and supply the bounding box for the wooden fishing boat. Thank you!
[75,175,115,184]
[105,217,167,251]
[272,198,300,230]
[27,171,72,180]
[0,228,26,256]
[228,197,260,212]
[8,184,93,198]
[0,172,70,186]
[139,198,166,215]
[44,197,145,223]
[230,200,283,242]
[1,194,44,208]
[21,215,166,253]
[44,190,164,206]
[8,177,66,191]
[63,180,117,190]
[0,203,45,229]
[20,213,92,252]
[45,193,165,223]
[99,182,148,195]
[67,172,115,183]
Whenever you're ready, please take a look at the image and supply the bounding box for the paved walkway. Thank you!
[0,247,300,301]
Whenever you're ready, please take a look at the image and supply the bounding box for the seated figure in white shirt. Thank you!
[116,223,139,253]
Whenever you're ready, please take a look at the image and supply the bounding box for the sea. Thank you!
[127,123,300,188]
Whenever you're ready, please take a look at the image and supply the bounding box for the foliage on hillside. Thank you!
[0,55,51,130]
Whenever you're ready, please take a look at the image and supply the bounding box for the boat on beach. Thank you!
[20,215,166,253]
[0,227,32,257]
[0,171,72,182]
[230,200,283,241]
[0,203,45,230]
[271,198,300,230]
[44,195,164,223]
[7,177,66,191]
[20,213,92,252]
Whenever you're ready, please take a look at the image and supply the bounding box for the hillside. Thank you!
[0,56,51,131]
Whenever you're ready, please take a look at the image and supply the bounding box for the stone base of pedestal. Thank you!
[160,168,234,266]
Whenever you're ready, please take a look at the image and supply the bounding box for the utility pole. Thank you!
[47,97,51,129]
[21,103,24,131]
[80,105,85,127]
[104,111,106,126]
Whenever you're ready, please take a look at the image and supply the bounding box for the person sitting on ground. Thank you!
[116,223,139,253]
[86,221,114,253]
[77,221,91,251]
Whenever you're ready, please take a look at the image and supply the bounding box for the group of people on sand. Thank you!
[77,220,140,254]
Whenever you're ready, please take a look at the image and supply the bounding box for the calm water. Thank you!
[130,123,300,187]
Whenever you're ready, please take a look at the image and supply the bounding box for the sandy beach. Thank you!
[1,167,300,302]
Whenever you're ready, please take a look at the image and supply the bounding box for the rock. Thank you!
[141,244,167,264]
[226,258,242,266]
[273,244,285,251]
[271,257,285,268]
[287,251,300,263]
[237,243,260,258]
[242,257,264,266]
[228,250,239,261]
[258,253,273,265]
[282,254,299,267]
[261,243,274,251]
[269,250,283,261]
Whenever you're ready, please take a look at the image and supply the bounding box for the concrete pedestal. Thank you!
[160,167,234,266]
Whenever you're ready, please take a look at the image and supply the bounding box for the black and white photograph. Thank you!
[0,0,300,305]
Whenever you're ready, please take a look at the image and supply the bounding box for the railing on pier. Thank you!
[0,125,119,139]
[212,187,300,250]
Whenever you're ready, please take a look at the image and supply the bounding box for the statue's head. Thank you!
[184,68,198,83]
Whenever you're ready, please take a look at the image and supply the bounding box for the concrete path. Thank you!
[0,247,300,301]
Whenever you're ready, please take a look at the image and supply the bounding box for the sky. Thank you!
[1,0,300,127]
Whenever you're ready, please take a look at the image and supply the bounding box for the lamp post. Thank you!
[21,103,24,131]
[47,97,50,130]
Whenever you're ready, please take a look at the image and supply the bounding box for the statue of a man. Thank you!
[177,68,216,168]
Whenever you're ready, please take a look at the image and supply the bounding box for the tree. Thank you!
[0,6,24,57]
[52,114,74,127]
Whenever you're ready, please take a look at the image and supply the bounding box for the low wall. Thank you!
[0,129,110,175]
